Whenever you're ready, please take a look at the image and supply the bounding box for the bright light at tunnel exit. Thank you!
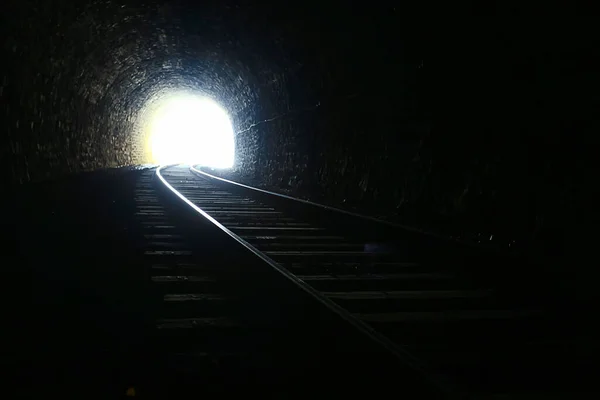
[147,93,234,168]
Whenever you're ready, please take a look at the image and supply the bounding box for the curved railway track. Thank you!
[146,164,596,398]
[134,166,446,398]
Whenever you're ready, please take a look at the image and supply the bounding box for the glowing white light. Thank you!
[147,93,234,167]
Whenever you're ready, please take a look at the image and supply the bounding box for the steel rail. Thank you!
[156,164,455,397]
[190,165,516,255]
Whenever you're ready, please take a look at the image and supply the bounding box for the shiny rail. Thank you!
[156,164,587,398]
[142,166,450,397]
[156,164,450,394]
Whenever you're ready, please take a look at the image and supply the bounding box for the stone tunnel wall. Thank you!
[1,0,279,182]
[2,1,597,257]
[210,7,599,256]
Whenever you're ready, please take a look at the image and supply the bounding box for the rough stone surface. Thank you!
[2,1,597,256]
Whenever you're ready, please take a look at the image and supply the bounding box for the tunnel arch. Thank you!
[6,0,579,251]
[4,0,437,235]
[2,0,292,179]
[81,28,276,171]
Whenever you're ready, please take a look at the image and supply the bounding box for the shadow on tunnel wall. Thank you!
[213,9,599,261]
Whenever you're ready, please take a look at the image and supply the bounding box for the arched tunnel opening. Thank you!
[3,0,294,176]
[142,90,234,167]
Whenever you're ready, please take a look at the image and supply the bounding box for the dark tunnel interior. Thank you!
[2,2,598,277]
[2,1,600,397]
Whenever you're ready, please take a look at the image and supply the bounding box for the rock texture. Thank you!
[2,1,597,256]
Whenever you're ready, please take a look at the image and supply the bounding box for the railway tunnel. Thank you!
[2,1,597,257]
[2,0,599,398]
[2,0,596,252]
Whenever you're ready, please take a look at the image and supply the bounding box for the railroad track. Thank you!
[134,166,444,398]
[148,164,595,398]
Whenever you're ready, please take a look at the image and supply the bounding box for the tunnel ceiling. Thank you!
[2,0,420,181]
[2,0,289,179]
[2,1,597,252]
